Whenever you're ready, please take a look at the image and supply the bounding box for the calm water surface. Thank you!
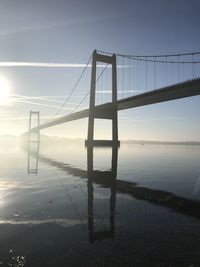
[0,140,200,266]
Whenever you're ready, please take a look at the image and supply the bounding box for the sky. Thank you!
[0,0,200,141]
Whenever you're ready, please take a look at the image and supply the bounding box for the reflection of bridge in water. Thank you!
[28,143,200,243]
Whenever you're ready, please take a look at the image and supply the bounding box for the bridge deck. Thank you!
[39,78,200,130]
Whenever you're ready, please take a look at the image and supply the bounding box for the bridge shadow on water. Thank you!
[27,141,200,244]
[24,141,200,266]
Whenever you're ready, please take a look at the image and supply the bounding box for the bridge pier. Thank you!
[85,50,120,147]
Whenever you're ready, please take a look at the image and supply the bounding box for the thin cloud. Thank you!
[0,13,122,38]
[11,94,64,104]
[0,22,67,38]
[0,62,133,68]
[0,62,89,68]
[0,116,29,121]
[11,95,82,107]
[13,99,72,110]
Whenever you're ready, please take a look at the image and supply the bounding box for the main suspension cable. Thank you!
[70,64,108,114]
[97,49,200,59]
[47,54,92,122]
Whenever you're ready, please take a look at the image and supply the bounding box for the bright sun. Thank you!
[0,76,11,105]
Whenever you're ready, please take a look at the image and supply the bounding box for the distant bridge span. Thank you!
[38,78,200,131]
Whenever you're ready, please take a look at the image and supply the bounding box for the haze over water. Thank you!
[0,140,200,266]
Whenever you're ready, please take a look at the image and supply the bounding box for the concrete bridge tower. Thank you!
[86,50,119,146]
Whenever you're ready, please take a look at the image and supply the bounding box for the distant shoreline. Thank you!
[121,140,200,145]
[0,134,200,146]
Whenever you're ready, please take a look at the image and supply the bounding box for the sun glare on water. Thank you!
[0,76,11,105]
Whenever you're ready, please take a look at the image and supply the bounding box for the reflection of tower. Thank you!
[28,111,40,174]
[28,140,40,174]
[87,144,118,243]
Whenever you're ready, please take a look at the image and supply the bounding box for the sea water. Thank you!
[0,140,200,266]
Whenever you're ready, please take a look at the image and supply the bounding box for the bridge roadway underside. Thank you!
[39,78,200,130]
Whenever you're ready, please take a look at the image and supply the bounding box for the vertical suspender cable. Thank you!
[154,57,156,89]
[145,60,147,92]
[192,53,195,78]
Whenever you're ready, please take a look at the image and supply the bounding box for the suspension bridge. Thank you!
[28,49,200,144]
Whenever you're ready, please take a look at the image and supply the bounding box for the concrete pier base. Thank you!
[85,140,120,147]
